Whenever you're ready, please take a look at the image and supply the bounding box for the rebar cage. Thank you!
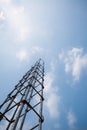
[0,59,44,130]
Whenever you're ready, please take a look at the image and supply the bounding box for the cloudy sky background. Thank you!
[0,0,87,130]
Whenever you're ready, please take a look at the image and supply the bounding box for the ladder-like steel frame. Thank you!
[0,59,44,130]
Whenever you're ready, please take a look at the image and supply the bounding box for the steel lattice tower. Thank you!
[0,59,44,130]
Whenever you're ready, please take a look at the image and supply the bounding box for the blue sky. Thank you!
[0,0,87,130]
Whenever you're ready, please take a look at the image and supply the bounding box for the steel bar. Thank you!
[0,59,44,130]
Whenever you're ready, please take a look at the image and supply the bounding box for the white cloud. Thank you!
[0,0,11,4]
[0,10,6,28]
[50,59,58,72]
[44,71,60,118]
[16,46,45,63]
[59,48,87,81]
[31,46,44,54]
[67,111,77,129]
[0,1,29,42]
[16,50,28,62]
[0,11,6,20]
[59,50,64,60]
[6,5,29,42]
